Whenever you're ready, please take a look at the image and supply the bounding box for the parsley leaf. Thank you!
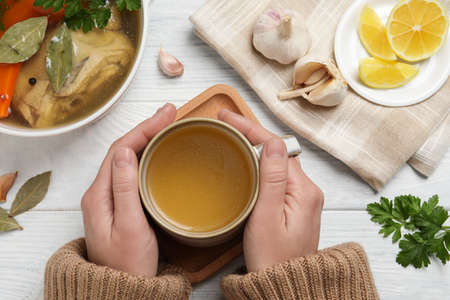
[368,195,450,268]
[34,0,57,10]
[429,236,450,265]
[91,7,111,29]
[63,0,82,18]
[33,0,140,33]
[397,233,431,268]
[89,0,106,9]
[65,8,94,33]
[116,0,141,11]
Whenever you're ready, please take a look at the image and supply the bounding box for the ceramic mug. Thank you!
[138,118,301,247]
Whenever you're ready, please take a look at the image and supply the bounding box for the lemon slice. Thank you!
[387,0,449,62]
[359,57,419,88]
[358,5,397,61]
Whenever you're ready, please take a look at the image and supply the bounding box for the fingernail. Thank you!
[218,109,230,120]
[266,138,286,158]
[114,148,132,168]
[157,103,172,115]
[226,110,245,122]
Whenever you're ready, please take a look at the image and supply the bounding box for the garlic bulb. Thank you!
[278,55,348,107]
[158,48,184,77]
[253,8,311,65]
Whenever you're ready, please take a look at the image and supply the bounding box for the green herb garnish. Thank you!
[0,0,8,31]
[368,195,450,269]
[33,0,141,33]
[116,0,140,11]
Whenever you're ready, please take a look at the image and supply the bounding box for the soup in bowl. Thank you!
[0,0,150,137]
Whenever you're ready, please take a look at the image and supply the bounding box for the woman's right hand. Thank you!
[219,109,324,273]
[81,104,177,278]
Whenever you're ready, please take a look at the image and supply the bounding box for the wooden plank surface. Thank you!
[0,211,448,300]
[0,0,449,299]
[2,101,449,212]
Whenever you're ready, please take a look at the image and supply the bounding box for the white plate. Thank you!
[334,0,450,107]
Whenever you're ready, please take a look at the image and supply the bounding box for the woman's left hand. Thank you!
[81,103,176,278]
[219,109,323,273]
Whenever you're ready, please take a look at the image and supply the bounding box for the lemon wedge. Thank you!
[358,5,397,61]
[359,57,419,89]
[387,0,449,62]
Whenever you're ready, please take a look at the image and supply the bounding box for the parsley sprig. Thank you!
[368,195,450,268]
[33,0,141,33]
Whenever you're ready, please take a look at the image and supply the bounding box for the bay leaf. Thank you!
[9,171,51,217]
[0,17,48,63]
[47,23,73,92]
[0,207,23,232]
[0,171,18,202]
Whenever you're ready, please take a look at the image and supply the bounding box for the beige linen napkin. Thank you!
[190,0,450,191]
[409,115,450,176]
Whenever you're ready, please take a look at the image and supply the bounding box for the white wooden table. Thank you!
[1,1,450,299]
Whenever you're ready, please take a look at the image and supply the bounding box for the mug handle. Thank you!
[252,135,302,159]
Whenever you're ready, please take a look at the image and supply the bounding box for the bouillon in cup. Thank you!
[138,118,301,247]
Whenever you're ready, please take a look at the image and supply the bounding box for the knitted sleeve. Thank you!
[221,243,379,300]
[44,238,191,300]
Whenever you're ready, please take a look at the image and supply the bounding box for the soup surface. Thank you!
[147,124,255,233]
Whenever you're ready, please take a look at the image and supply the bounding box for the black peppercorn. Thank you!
[29,78,37,85]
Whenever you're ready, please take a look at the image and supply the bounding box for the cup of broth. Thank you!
[138,118,301,247]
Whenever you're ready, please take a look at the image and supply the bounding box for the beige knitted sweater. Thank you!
[44,239,379,300]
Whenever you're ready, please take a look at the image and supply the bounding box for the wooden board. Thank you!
[175,84,258,123]
[155,84,258,283]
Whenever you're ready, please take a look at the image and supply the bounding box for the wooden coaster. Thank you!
[156,84,258,283]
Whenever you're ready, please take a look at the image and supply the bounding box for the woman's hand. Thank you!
[219,109,324,273]
[81,103,177,278]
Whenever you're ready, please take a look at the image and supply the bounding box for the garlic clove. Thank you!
[278,55,348,107]
[304,68,327,85]
[293,56,328,86]
[278,75,330,101]
[158,48,184,77]
[306,78,347,107]
[253,8,311,65]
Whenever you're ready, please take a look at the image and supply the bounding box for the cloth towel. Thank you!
[190,0,450,191]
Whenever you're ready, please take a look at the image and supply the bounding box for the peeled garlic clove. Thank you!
[159,48,184,77]
[293,55,329,86]
[304,69,327,85]
[253,8,311,65]
[305,78,347,107]
[278,75,330,101]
